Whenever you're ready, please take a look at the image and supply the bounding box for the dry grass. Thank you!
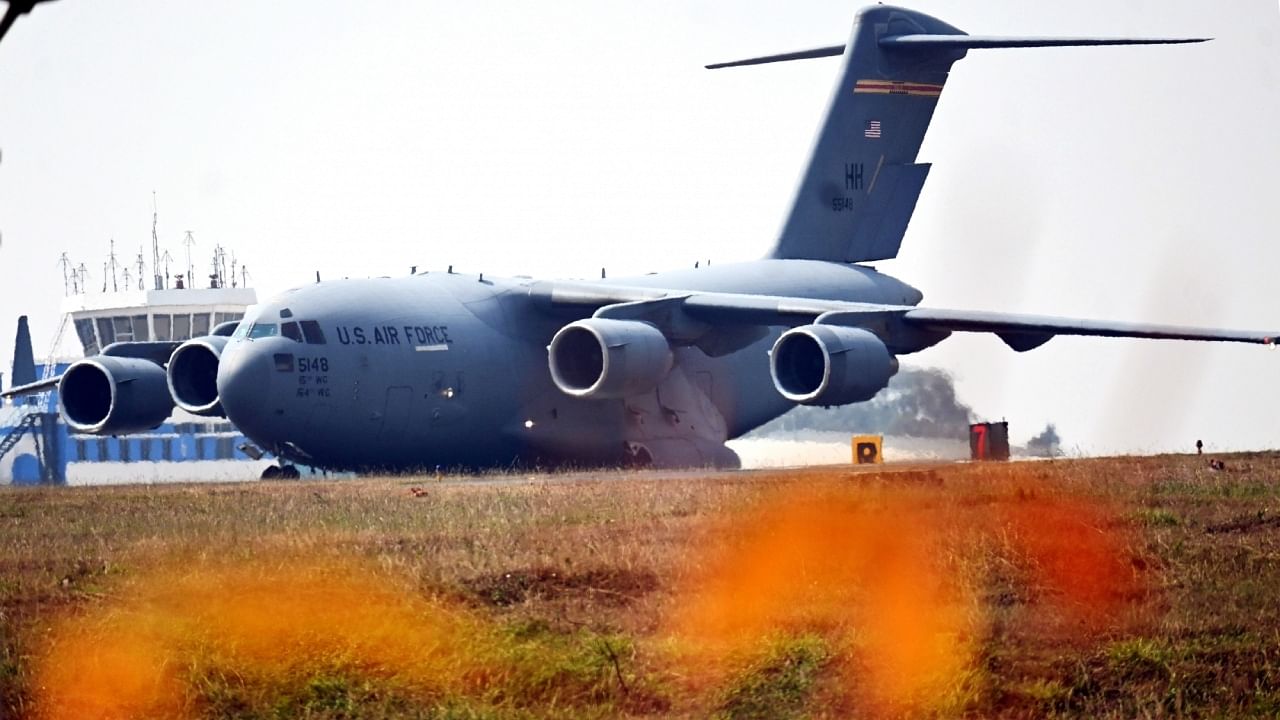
[1,453,1279,718]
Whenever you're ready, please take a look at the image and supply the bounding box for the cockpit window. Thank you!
[248,322,279,339]
[281,321,303,342]
[300,320,326,345]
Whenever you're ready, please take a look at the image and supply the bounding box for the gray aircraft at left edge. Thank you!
[5,6,1275,478]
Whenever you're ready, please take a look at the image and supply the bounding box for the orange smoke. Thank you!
[30,555,483,720]
[667,484,980,712]
[666,476,1143,712]
[997,495,1142,631]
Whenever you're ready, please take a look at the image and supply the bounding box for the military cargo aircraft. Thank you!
[6,6,1274,478]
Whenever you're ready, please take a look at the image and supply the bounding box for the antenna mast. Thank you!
[209,245,222,289]
[57,252,72,296]
[182,231,195,289]
[106,238,119,293]
[151,192,163,289]
[134,246,146,290]
[160,249,173,287]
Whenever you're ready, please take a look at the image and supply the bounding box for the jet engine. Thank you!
[166,336,229,416]
[57,356,174,435]
[548,318,672,399]
[769,325,897,406]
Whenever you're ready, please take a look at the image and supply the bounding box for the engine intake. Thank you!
[167,336,230,416]
[548,319,672,399]
[770,325,897,406]
[58,357,174,435]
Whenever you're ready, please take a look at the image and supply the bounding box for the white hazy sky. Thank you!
[1,1,1277,455]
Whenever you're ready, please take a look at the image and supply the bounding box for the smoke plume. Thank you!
[751,366,976,439]
[1025,423,1062,457]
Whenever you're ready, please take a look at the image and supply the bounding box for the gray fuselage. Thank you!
[215,259,921,472]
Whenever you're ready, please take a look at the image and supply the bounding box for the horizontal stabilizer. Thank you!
[707,35,1209,70]
[879,34,1211,50]
[706,44,844,69]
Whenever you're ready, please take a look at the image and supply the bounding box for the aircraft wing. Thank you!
[529,281,1276,353]
[898,308,1275,352]
[0,340,182,399]
[1,376,59,398]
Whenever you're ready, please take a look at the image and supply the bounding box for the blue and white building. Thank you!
[1,285,274,485]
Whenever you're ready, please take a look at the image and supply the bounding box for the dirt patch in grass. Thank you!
[1204,510,1280,534]
[465,566,660,608]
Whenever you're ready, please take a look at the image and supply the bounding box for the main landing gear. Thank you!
[261,464,301,480]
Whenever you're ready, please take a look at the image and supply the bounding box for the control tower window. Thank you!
[174,314,192,341]
[192,313,210,337]
[113,316,133,342]
[154,315,172,341]
[96,318,115,346]
[300,321,326,345]
[74,319,99,356]
[132,315,150,342]
[281,322,303,342]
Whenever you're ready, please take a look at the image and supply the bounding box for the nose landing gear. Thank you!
[261,464,301,480]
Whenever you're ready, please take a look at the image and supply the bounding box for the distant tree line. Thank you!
[750,366,976,440]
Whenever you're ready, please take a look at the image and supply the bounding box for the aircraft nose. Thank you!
[217,341,275,443]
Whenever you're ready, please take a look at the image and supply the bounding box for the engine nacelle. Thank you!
[548,318,673,399]
[57,356,174,435]
[770,325,898,406]
[167,335,230,417]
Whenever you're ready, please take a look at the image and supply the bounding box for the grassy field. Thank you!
[2,453,1280,718]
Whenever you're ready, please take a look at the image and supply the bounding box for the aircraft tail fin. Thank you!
[707,6,1208,264]
[11,316,36,394]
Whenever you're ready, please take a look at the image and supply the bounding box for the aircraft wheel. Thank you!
[261,465,282,480]
[623,442,654,469]
[280,465,301,480]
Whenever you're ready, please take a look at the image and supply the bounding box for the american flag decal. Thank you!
[854,79,944,97]
[864,120,882,139]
